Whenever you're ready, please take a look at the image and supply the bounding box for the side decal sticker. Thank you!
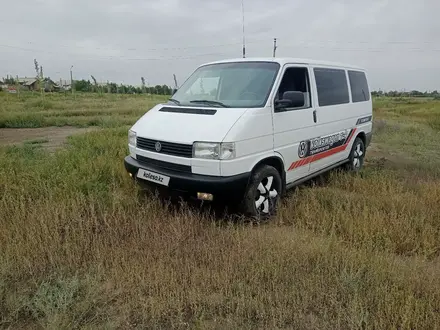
[288,128,357,171]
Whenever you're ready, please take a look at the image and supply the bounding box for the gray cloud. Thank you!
[1,0,439,90]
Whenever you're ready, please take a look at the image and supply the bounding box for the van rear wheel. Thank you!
[240,165,282,221]
[345,137,365,172]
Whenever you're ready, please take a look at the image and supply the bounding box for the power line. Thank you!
[2,40,440,63]
[2,43,440,60]
[1,37,437,54]
[1,38,268,53]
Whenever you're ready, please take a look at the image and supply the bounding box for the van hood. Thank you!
[131,104,248,144]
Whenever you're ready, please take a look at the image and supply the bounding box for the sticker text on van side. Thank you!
[309,130,349,155]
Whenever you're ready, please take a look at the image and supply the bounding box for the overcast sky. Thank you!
[1,0,439,91]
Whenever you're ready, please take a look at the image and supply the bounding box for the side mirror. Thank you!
[275,91,305,110]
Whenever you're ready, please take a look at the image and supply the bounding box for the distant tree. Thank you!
[162,84,171,95]
[141,77,146,93]
[3,75,16,85]
[34,59,44,96]
[410,90,423,96]
[108,82,117,93]
[90,75,100,93]
[74,79,92,92]
[34,59,39,79]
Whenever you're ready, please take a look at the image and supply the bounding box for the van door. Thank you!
[308,67,355,174]
[272,64,317,184]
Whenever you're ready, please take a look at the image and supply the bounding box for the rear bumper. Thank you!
[124,156,250,201]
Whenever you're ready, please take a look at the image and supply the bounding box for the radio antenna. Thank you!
[241,0,246,58]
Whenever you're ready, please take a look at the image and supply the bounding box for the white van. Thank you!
[124,57,373,219]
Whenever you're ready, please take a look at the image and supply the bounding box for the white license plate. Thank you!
[137,169,170,186]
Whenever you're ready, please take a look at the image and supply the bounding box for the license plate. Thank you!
[137,169,170,186]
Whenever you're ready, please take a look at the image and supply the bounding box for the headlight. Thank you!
[219,142,235,160]
[193,142,236,160]
[128,130,136,147]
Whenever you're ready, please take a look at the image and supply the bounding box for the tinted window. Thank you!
[348,70,370,102]
[314,68,350,106]
[275,67,311,110]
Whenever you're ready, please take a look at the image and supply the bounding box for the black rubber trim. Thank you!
[286,159,349,190]
[136,137,193,158]
[124,156,250,201]
[356,115,372,125]
[136,154,191,173]
[365,132,372,148]
[159,107,217,115]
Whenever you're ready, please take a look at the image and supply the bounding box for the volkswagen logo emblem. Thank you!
[155,141,162,152]
[298,141,309,158]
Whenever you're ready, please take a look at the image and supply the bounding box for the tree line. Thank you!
[74,79,174,95]
[372,90,440,98]
[2,72,439,98]
[1,76,175,95]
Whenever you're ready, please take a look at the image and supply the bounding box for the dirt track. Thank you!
[0,126,98,151]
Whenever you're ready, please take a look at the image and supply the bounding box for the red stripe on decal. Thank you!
[289,160,300,170]
[301,157,312,167]
[287,128,357,171]
[345,128,357,145]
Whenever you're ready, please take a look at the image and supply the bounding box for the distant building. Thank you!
[54,79,72,91]
[17,77,57,92]
[16,77,38,90]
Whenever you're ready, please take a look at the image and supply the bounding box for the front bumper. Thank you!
[124,156,250,201]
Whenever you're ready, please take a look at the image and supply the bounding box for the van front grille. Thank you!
[136,137,193,158]
[136,155,191,173]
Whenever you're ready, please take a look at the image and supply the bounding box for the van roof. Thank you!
[202,57,365,71]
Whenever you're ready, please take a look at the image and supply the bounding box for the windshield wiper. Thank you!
[168,98,181,105]
[189,99,229,108]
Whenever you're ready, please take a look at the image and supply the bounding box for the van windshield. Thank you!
[170,61,280,108]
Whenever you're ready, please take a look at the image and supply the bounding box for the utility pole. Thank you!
[16,75,20,96]
[70,65,74,95]
[273,38,277,57]
[173,74,178,90]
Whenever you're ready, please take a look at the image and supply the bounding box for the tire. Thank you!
[240,165,282,221]
[345,136,365,172]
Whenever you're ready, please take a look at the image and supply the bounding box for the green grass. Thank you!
[0,92,168,128]
[0,93,439,329]
[23,138,50,145]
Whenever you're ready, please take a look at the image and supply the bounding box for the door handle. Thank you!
[313,110,317,123]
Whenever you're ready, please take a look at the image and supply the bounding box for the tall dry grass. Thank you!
[0,95,439,328]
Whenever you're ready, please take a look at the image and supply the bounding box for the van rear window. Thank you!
[314,68,350,107]
[348,70,370,102]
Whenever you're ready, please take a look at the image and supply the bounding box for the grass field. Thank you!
[0,92,439,329]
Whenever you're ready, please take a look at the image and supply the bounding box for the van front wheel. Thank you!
[240,165,282,221]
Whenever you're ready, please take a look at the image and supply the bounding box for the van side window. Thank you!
[314,68,350,107]
[275,67,311,110]
[348,70,370,102]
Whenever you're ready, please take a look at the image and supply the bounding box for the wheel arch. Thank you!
[356,130,367,146]
[249,155,286,193]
